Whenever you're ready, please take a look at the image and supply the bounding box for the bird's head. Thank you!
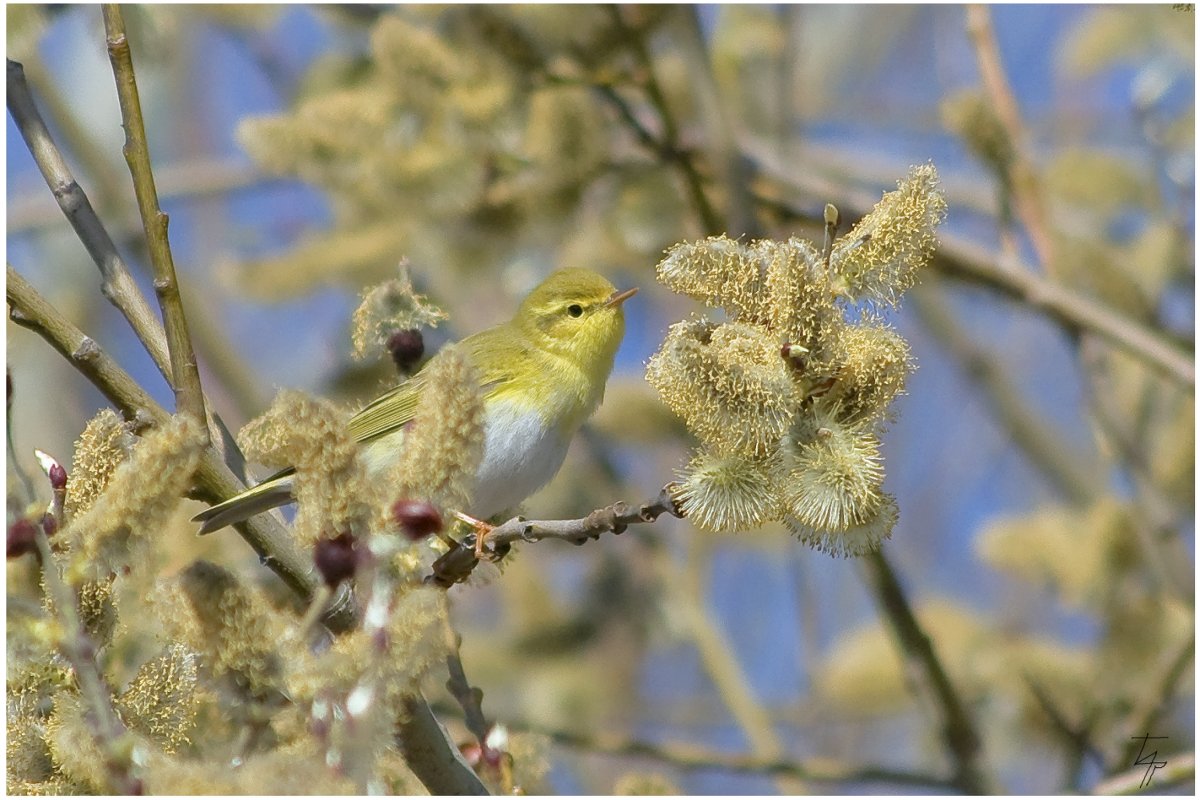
[515,268,637,383]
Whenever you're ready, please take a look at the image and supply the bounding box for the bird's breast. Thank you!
[470,397,571,518]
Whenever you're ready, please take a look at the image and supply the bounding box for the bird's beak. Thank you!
[604,287,639,308]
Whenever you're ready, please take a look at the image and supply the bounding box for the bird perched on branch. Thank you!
[192,269,637,555]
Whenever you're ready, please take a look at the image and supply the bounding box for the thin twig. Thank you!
[965,4,1057,272]
[451,710,960,790]
[6,58,172,383]
[444,624,491,747]
[8,156,279,235]
[102,6,208,433]
[32,526,141,794]
[1092,751,1194,795]
[428,485,682,587]
[859,549,992,794]
[604,5,723,235]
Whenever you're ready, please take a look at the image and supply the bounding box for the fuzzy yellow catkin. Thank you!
[761,237,845,351]
[351,268,447,361]
[829,164,947,304]
[676,449,777,532]
[65,414,205,578]
[238,390,373,547]
[6,661,72,787]
[289,585,448,707]
[656,234,771,324]
[776,414,886,532]
[787,492,898,558]
[114,644,200,754]
[43,692,141,794]
[645,318,795,456]
[63,408,136,519]
[389,344,485,515]
[827,322,913,421]
[175,560,284,701]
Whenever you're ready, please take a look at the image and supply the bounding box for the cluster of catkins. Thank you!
[646,165,945,556]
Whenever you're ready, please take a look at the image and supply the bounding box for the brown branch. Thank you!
[738,136,1194,390]
[6,58,172,383]
[965,4,1057,272]
[429,485,682,587]
[859,550,993,794]
[102,6,207,433]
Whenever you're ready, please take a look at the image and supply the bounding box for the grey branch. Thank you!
[6,58,172,384]
[429,485,682,587]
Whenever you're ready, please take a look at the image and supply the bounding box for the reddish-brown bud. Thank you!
[391,499,443,541]
[41,511,58,538]
[48,462,67,491]
[313,532,360,587]
[387,329,425,372]
[8,518,38,559]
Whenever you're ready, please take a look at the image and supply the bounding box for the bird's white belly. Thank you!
[360,398,572,519]
[469,399,568,519]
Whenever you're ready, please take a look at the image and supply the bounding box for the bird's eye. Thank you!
[567,304,583,318]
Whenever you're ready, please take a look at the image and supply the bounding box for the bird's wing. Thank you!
[347,327,520,444]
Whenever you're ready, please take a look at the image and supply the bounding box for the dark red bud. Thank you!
[8,518,38,559]
[49,463,67,491]
[313,532,359,587]
[391,499,443,541]
[387,329,425,372]
[41,512,58,538]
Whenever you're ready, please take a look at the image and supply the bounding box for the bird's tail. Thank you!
[192,470,295,535]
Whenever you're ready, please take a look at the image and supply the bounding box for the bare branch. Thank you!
[859,549,994,794]
[444,625,491,747]
[397,693,490,795]
[6,58,172,383]
[101,6,207,434]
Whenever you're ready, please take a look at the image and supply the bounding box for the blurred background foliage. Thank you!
[6,3,1194,794]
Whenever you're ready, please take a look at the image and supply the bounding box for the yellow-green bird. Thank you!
[193,268,637,536]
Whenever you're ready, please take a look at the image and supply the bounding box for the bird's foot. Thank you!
[454,511,496,561]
